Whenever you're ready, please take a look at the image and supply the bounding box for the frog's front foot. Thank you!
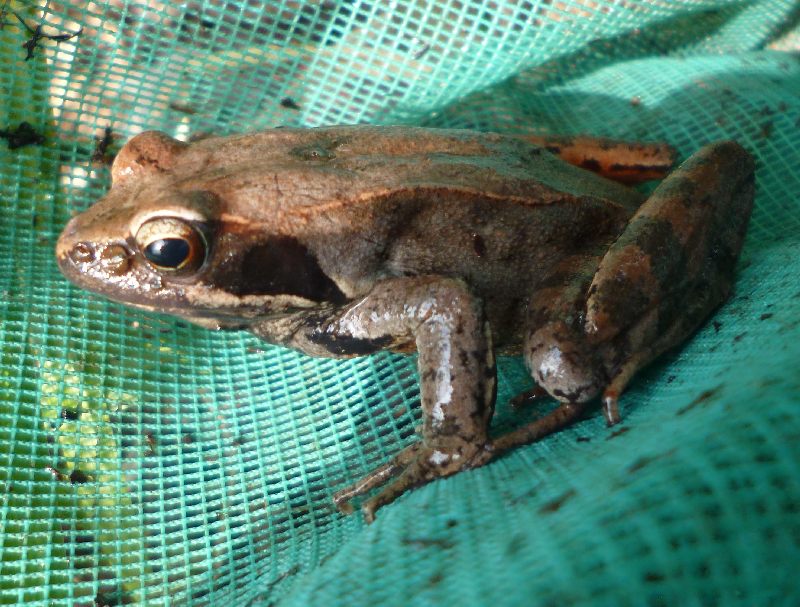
[334,440,493,523]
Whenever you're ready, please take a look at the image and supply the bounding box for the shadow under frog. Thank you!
[56,125,754,522]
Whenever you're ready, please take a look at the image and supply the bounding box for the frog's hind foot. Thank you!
[333,441,492,523]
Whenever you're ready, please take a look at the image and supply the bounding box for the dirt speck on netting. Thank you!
[537,488,576,514]
[676,385,722,416]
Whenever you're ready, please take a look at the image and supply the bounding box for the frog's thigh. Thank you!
[585,141,755,416]
[586,141,755,343]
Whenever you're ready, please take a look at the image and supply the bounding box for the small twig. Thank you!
[13,11,83,60]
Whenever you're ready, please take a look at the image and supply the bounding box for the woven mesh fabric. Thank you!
[1,1,798,605]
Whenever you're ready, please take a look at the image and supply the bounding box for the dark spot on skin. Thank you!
[576,436,591,443]
[223,236,346,303]
[446,519,458,528]
[280,97,301,110]
[733,332,747,343]
[510,386,549,408]
[552,376,597,403]
[537,488,576,514]
[292,145,334,160]
[289,137,346,161]
[667,374,677,384]
[579,158,601,172]
[607,426,630,440]
[760,313,773,321]
[421,368,437,382]
[644,572,665,583]
[601,217,691,335]
[427,572,444,587]
[309,329,393,356]
[618,218,687,287]
[609,163,665,174]
[713,321,722,333]
[676,385,722,416]
[472,232,486,257]
[70,469,89,484]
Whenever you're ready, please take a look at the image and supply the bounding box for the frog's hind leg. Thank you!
[586,141,755,423]
[501,142,754,452]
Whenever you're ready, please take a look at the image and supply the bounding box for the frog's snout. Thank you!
[58,240,132,276]
[56,217,133,281]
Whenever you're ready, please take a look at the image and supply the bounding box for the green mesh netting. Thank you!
[1,0,799,605]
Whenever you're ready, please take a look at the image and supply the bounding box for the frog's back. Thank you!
[185,125,644,219]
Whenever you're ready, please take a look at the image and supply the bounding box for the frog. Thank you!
[56,125,755,522]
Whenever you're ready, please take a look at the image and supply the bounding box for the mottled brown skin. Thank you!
[56,125,755,522]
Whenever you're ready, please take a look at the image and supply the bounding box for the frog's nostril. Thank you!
[99,244,131,276]
[69,242,97,264]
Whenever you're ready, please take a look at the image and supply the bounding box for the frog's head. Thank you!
[57,131,346,327]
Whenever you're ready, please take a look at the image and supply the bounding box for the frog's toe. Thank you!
[601,390,622,426]
[360,468,421,524]
[333,443,421,515]
[336,441,491,522]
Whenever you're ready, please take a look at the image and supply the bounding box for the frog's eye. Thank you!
[135,217,206,272]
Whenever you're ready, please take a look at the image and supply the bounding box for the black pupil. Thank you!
[144,238,190,268]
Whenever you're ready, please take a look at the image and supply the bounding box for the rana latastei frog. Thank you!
[56,125,754,521]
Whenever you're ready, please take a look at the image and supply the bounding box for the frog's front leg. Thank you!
[256,276,496,523]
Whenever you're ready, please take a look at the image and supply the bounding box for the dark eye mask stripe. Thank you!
[215,236,347,304]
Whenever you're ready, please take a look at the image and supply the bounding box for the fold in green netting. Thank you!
[0,1,798,605]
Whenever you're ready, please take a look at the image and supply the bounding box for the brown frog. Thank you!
[56,126,754,522]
